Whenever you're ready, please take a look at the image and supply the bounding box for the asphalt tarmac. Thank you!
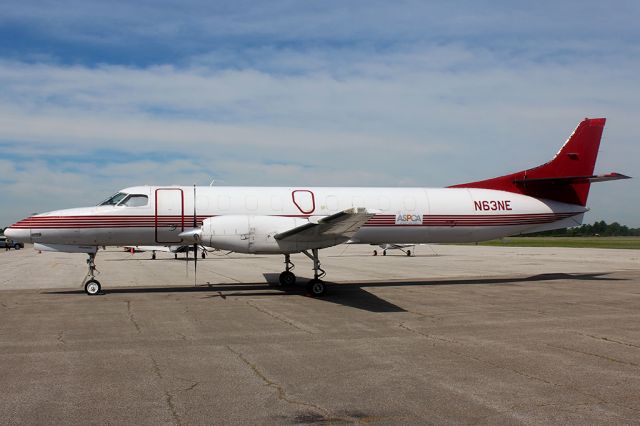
[0,244,639,424]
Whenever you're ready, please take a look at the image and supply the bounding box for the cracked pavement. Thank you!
[0,244,639,424]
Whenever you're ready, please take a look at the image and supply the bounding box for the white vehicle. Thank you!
[5,118,629,296]
[373,244,415,257]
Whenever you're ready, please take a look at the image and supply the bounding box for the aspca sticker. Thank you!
[395,212,423,225]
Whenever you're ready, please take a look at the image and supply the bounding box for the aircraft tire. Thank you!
[306,279,326,297]
[85,279,101,296]
[407,250,411,257]
[279,271,296,286]
[383,250,387,256]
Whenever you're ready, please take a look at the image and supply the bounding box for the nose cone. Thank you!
[4,227,30,243]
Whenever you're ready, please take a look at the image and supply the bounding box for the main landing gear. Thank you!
[277,249,327,297]
[303,249,327,297]
[83,252,101,296]
[279,254,297,286]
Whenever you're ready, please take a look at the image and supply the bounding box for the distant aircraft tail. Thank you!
[450,118,629,206]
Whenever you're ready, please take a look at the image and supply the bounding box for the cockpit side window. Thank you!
[99,192,127,206]
[119,194,149,207]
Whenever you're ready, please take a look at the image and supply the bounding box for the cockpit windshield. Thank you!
[99,192,128,206]
[119,194,149,207]
[99,192,149,207]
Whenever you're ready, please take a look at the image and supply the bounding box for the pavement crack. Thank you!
[164,390,181,426]
[126,300,141,334]
[181,381,199,393]
[398,322,459,344]
[149,354,164,379]
[399,323,640,415]
[149,354,182,425]
[546,343,640,368]
[576,332,640,350]
[246,300,313,334]
[226,345,332,418]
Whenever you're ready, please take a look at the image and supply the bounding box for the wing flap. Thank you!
[275,208,375,243]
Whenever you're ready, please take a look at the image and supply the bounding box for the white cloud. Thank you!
[0,41,638,226]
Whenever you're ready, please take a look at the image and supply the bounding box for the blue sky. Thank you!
[1,0,638,226]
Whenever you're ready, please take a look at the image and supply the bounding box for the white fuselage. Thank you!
[8,185,586,251]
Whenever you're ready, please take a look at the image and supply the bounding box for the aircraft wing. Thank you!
[275,208,375,243]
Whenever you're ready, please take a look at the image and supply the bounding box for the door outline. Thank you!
[155,188,185,243]
[292,190,315,214]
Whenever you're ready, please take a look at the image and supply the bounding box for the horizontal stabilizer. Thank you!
[587,172,631,183]
[513,172,631,186]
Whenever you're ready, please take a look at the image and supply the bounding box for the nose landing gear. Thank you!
[83,253,101,295]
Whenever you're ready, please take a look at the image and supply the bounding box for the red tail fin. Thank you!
[450,118,607,206]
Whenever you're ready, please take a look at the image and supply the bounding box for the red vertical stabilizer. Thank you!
[450,118,607,206]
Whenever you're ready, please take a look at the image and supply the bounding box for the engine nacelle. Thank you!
[200,215,307,254]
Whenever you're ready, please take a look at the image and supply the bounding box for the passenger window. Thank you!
[325,195,338,212]
[403,197,416,210]
[271,196,283,211]
[120,195,149,207]
[246,196,258,211]
[217,196,230,211]
[377,197,390,211]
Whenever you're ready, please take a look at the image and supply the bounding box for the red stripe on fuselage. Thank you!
[10,212,579,229]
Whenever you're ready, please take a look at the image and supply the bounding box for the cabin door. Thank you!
[155,188,184,243]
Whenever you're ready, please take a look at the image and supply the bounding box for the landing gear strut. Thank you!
[303,248,327,297]
[83,252,101,295]
[278,254,296,286]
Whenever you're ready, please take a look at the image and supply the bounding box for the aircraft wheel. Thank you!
[407,250,411,257]
[174,253,178,259]
[383,250,387,256]
[306,279,326,297]
[279,271,296,286]
[152,252,156,260]
[85,279,101,296]
[201,251,206,259]
[373,250,377,256]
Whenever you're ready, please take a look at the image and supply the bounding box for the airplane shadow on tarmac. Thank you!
[44,272,624,313]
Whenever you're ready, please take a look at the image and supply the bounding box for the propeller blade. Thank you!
[193,243,198,286]
[193,184,197,286]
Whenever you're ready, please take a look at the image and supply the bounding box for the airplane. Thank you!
[372,244,416,256]
[5,118,629,297]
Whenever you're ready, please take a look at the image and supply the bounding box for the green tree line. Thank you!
[528,221,640,237]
